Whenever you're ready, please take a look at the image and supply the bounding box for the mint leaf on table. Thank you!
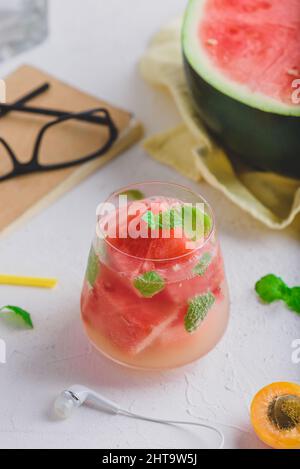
[134,271,165,298]
[193,252,212,276]
[86,246,99,288]
[120,190,145,201]
[0,305,33,329]
[255,275,289,303]
[255,274,300,315]
[285,287,300,314]
[184,292,215,333]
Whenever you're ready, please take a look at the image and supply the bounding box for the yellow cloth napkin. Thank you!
[140,19,300,230]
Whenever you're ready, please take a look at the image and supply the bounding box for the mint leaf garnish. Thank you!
[193,252,212,276]
[184,292,215,333]
[0,305,33,329]
[120,190,145,201]
[181,206,212,241]
[158,208,183,229]
[142,205,212,239]
[134,271,165,298]
[142,209,182,230]
[255,274,300,315]
[86,246,99,287]
[142,211,157,230]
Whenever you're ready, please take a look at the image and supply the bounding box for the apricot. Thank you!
[251,382,300,449]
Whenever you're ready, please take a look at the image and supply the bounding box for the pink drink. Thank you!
[81,183,230,369]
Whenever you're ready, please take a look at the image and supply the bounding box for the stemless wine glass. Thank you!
[81,182,230,370]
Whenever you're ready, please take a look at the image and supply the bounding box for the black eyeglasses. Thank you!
[0,83,119,182]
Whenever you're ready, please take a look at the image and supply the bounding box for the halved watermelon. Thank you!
[182,0,300,176]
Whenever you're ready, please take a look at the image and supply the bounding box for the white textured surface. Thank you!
[0,0,299,449]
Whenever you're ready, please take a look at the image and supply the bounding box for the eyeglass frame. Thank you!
[0,83,119,183]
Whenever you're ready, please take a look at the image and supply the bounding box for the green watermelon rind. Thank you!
[182,0,300,117]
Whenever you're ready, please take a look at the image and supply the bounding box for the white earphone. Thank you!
[54,384,225,449]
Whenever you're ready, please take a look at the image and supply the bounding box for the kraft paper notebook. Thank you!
[0,65,143,237]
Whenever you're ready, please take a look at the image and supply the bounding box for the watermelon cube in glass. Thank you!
[81,182,230,369]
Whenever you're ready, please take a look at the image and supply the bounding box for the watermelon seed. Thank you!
[287,69,299,77]
[206,38,218,46]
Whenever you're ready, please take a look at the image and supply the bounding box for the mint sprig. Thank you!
[86,246,99,288]
[134,271,165,298]
[193,252,212,276]
[0,305,33,329]
[255,274,300,314]
[184,292,215,333]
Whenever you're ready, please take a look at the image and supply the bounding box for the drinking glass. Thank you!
[0,0,48,61]
[81,182,230,369]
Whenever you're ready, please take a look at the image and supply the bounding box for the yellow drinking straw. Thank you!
[0,274,57,289]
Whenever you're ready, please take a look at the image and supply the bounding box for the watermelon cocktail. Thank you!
[81,183,229,369]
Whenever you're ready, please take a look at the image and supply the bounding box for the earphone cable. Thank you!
[122,409,225,449]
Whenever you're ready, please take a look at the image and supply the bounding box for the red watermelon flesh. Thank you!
[81,245,224,355]
[164,246,224,310]
[82,264,178,354]
[160,248,225,346]
[106,197,194,271]
[200,0,300,105]
[108,234,192,267]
